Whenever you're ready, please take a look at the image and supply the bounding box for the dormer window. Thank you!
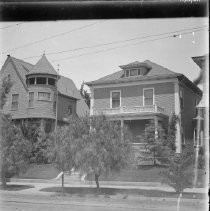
[130,69,138,76]
[124,68,143,77]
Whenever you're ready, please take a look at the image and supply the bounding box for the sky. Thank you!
[0,18,209,90]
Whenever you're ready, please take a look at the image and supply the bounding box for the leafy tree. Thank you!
[79,82,90,108]
[48,115,132,188]
[0,75,30,187]
[47,116,90,173]
[0,75,13,109]
[166,112,178,151]
[76,116,132,188]
[20,119,49,164]
[140,120,167,165]
[161,144,195,193]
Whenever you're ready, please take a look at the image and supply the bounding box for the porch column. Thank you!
[174,82,182,153]
[121,119,124,140]
[154,116,158,140]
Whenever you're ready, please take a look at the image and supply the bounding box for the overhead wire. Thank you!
[17,25,208,61]
[0,23,24,30]
[1,20,107,55]
[51,28,209,62]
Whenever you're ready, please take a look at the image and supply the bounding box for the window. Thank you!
[36,77,47,85]
[48,78,55,86]
[38,92,51,101]
[125,69,129,77]
[130,69,138,76]
[180,90,184,110]
[111,91,121,108]
[29,78,35,85]
[143,88,154,106]
[11,94,19,110]
[68,105,72,115]
[28,92,34,107]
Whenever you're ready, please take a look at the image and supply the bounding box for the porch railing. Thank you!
[93,104,165,115]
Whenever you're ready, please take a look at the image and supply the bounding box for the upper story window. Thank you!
[28,92,34,107]
[111,91,121,108]
[29,77,35,85]
[68,105,73,115]
[36,77,47,85]
[38,92,51,101]
[180,89,184,110]
[48,78,55,86]
[11,94,19,110]
[143,88,154,106]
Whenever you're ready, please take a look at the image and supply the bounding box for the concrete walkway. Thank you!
[8,178,207,194]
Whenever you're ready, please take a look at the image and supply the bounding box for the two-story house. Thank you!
[86,60,202,154]
[0,54,89,132]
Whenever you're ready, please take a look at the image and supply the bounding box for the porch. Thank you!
[93,104,165,116]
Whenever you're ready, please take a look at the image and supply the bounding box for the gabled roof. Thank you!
[26,54,58,76]
[119,61,151,69]
[86,60,180,86]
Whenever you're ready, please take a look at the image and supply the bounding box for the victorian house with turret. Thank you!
[0,54,89,132]
[86,60,202,157]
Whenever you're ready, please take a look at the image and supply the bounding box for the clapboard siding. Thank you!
[94,82,175,115]
[1,62,28,118]
[57,95,77,121]
[180,84,201,141]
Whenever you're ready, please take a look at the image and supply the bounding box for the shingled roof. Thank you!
[86,60,180,86]
[26,54,58,76]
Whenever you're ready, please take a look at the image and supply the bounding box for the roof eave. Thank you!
[86,74,180,87]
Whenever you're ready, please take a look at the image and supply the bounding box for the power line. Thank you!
[1,20,106,55]
[0,23,24,30]
[10,25,208,61]
[51,28,209,62]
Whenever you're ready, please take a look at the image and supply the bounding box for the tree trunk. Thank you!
[95,173,100,188]
[1,167,7,188]
[62,173,64,187]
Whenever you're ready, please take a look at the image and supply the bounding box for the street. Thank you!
[0,190,207,211]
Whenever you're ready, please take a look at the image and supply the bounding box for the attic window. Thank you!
[37,77,47,85]
[125,68,143,77]
[130,69,138,76]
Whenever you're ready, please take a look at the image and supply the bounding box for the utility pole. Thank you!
[55,64,60,132]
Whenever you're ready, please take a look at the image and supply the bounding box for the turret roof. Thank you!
[26,54,58,76]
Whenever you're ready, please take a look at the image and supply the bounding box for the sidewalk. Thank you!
[8,178,207,194]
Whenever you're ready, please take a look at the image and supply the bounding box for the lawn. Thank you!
[40,186,205,199]
[17,164,60,179]
[86,165,206,187]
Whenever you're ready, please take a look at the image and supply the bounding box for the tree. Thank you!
[166,112,178,151]
[76,116,132,188]
[79,82,90,108]
[161,144,195,193]
[47,116,90,180]
[0,75,31,187]
[140,120,167,165]
[48,115,132,188]
[20,119,50,164]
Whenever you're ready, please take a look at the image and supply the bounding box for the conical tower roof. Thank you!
[26,54,58,76]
